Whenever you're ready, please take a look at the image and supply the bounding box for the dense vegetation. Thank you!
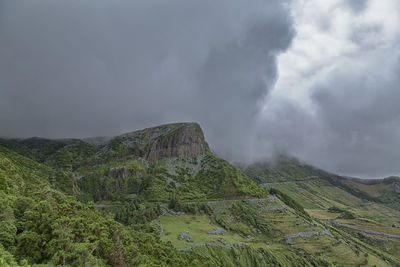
[0,145,204,266]
[0,124,269,266]
[1,122,400,266]
[242,155,327,183]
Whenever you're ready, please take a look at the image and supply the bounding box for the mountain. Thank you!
[1,123,265,202]
[1,122,400,266]
[241,154,328,184]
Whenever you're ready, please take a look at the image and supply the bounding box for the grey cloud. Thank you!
[344,0,369,13]
[0,0,294,160]
[260,50,400,178]
[253,1,400,178]
[4,0,398,179]
[309,53,400,177]
[195,14,294,160]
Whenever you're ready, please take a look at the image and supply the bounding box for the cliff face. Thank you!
[105,122,208,161]
[145,123,207,161]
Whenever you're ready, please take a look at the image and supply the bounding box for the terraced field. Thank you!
[261,177,400,263]
[156,197,395,266]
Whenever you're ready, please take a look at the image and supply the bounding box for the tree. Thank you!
[0,174,7,192]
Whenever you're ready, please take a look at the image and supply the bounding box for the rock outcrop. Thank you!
[207,227,227,235]
[145,123,207,161]
[285,230,333,245]
[107,166,145,179]
[100,122,208,161]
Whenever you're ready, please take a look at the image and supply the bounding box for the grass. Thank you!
[159,214,246,249]
[305,209,340,220]
[265,211,317,237]
[293,235,387,266]
[159,200,323,249]
[347,180,391,197]
[273,179,365,211]
[336,218,400,236]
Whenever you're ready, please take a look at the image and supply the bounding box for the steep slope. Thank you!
[3,123,400,266]
[242,155,328,184]
[243,156,380,202]
[1,123,266,203]
[344,176,400,205]
[0,145,205,266]
[0,126,338,267]
[243,157,400,263]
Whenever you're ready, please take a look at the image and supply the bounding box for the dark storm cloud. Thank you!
[0,0,294,160]
[3,0,398,178]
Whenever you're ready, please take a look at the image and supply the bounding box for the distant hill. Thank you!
[240,154,328,184]
[341,176,400,208]
[241,156,389,203]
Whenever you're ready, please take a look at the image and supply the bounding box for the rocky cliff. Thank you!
[145,123,207,161]
[101,122,208,161]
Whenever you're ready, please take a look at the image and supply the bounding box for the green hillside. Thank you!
[1,123,400,266]
[0,145,203,266]
[242,155,328,184]
[243,157,400,265]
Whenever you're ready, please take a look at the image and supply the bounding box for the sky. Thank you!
[0,0,399,178]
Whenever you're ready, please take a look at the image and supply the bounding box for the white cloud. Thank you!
[266,0,399,112]
[258,0,400,177]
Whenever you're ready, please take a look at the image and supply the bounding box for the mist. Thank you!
[1,0,400,178]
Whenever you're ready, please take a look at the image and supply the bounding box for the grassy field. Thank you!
[273,179,362,210]
[293,235,386,266]
[158,204,394,265]
[268,178,400,262]
[159,214,246,249]
[305,209,340,220]
[156,181,400,266]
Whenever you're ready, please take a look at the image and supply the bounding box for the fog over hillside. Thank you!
[0,0,399,178]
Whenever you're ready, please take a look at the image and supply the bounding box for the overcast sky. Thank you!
[0,0,399,178]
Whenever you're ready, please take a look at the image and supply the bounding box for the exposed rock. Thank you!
[259,205,287,212]
[286,230,334,245]
[179,232,189,240]
[393,183,400,193]
[219,238,227,245]
[181,243,206,251]
[146,123,206,161]
[207,227,227,235]
[187,236,194,242]
[170,210,185,215]
[108,166,144,179]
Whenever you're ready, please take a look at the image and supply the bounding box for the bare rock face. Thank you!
[107,167,144,179]
[145,123,207,161]
[103,122,208,161]
[393,183,400,193]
